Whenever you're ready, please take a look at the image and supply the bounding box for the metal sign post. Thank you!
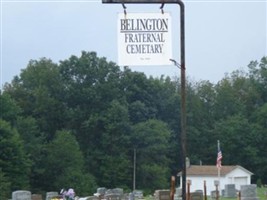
[102,1,186,200]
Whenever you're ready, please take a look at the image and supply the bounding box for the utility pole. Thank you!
[101,1,186,200]
[133,148,136,191]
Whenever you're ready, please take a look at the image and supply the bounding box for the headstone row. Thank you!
[11,191,59,200]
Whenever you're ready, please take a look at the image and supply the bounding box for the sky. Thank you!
[1,0,267,90]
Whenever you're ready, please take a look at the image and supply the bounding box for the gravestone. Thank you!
[221,189,225,197]
[224,184,236,198]
[112,188,124,196]
[128,193,134,200]
[96,187,106,199]
[79,197,90,200]
[87,196,100,200]
[120,193,130,200]
[105,194,121,200]
[191,190,203,200]
[190,192,202,200]
[31,194,42,200]
[174,188,182,200]
[12,190,31,200]
[154,190,170,200]
[240,185,259,200]
[45,192,58,200]
[210,190,216,200]
[97,188,106,196]
[175,188,182,197]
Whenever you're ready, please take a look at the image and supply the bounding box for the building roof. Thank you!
[177,165,253,176]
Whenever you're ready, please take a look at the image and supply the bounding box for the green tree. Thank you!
[4,58,66,140]
[0,119,31,190]
[214,78,245,119]
[0,92,21,125]
[150,77,181,175]
[212,115,259,168]
[121,68,157,121]
[82,100,132,188]
[132,119,171,193]
[3,51,267,191]
[41,130,96,194]
[247,57,267,105]
[59,51,123,123]
[250,103,267,183]
[16,116,46,193]
[0,168,11,200]
[59,52,130,188]
[186,80,217,164]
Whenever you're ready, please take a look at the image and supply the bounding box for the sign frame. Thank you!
[117,12,172,66]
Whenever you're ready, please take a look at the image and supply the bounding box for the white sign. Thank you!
[118,12,172,66]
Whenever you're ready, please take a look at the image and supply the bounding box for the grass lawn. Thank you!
[254,187,266,200]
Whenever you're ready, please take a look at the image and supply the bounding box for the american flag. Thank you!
[216,141,222,169]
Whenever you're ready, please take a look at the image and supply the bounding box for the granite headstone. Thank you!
[240,184,259,200]
[12,191,31,200]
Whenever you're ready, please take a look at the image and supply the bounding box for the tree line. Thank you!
[1,51,267,199]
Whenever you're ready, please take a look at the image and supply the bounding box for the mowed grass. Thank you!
[254,187,266,200]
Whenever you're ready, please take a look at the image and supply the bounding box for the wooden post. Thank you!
[214,180,219,200]
[170,176,176,200]
[187,180,191,200]
[215,185,219,200]
[204,181,207,200]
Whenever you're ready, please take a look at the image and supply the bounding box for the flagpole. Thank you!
[218,164,220,196]
[217,140,221,197]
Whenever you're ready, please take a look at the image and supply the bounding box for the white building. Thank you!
[177,165,253,195]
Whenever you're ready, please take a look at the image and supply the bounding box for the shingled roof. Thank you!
[177,165,253,176]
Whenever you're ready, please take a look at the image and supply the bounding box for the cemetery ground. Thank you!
[9,186,267,200]
[208,187,266,200]
[219,187,266,200]
[223,187,266,200]
[220,187,267,200]
[141,187,267,200]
